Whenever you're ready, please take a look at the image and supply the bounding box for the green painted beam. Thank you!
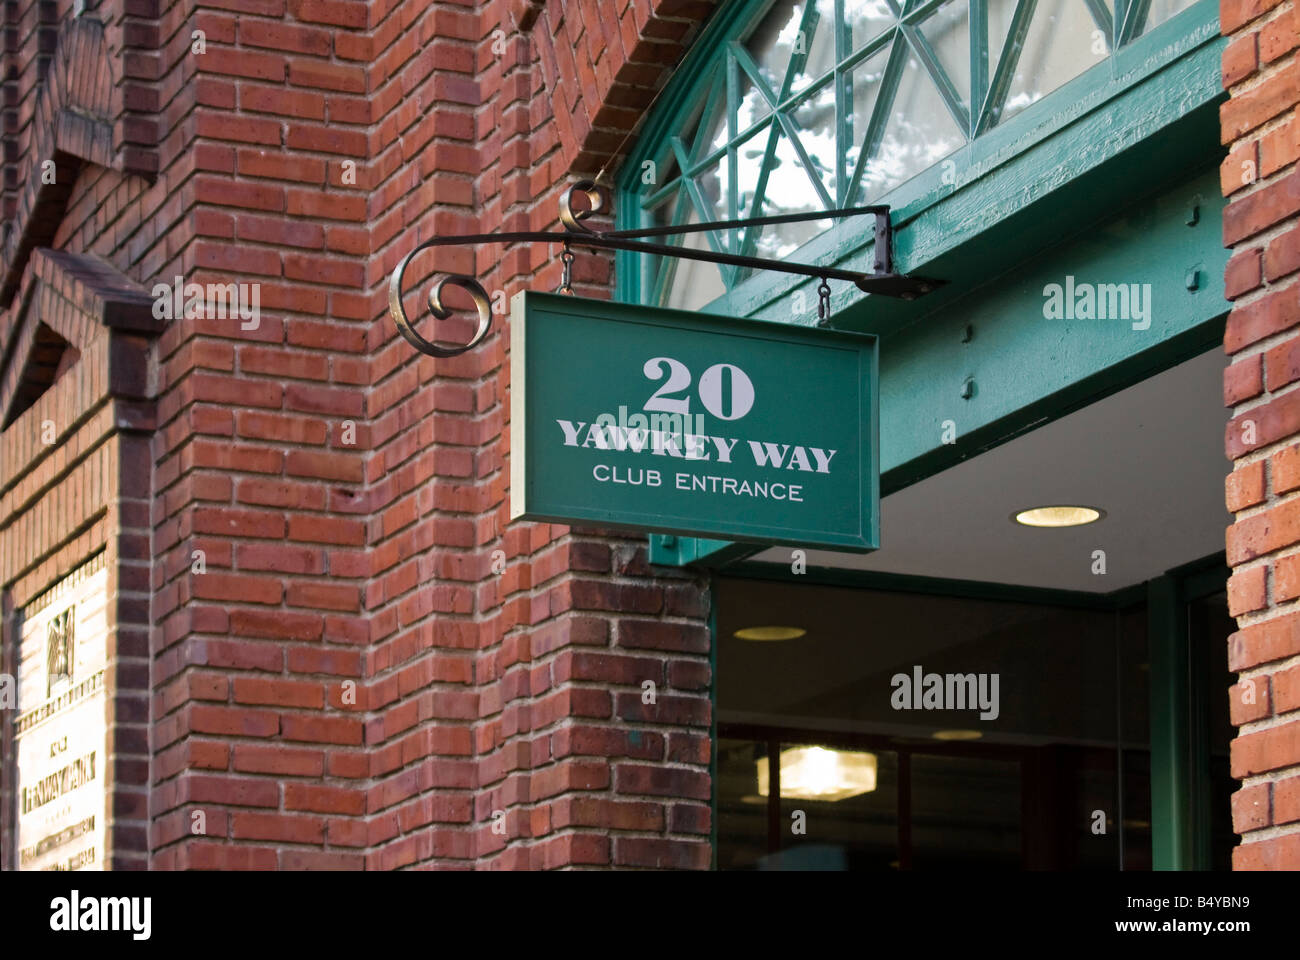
[875,163,1229,491]
[649,161,1228,567]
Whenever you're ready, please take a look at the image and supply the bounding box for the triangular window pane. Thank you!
[1143,0,1197,33]
[745,0,837,100]
[666,204,727,310]
[736,122,776,224]
[846,0,897,52]
[919,0,971,112]
[745,131,832,261]
[659,147,680,187]
[693,154,729,240]
[737,68,773,131]
[862,49,965,200]
[995,0,1108,125]
[845,46,892,193]
[694,81,731,163]
[792,78,838,201]
[646,194,680,299]
[989,0,1017,76]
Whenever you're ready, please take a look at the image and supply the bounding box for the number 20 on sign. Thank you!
[509,291,880,551]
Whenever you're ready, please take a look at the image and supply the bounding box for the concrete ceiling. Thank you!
[751,348,1230,592]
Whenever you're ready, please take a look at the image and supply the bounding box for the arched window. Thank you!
[625,0,1202,311]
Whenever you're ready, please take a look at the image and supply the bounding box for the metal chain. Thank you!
[817,278,832,323]
[558,243,575,295]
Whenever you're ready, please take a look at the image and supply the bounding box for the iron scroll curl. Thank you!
[558,179,610,233]
[387,249,493,359]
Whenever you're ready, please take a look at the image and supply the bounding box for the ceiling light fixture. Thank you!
[1012,505,1104,528]
[734,626,806,641]
[932,729,983,741]
[756,746,878,801]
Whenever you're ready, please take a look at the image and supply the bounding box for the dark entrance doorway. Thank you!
[712,350,1235,870]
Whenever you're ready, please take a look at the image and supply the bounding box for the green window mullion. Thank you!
[846,31,907,207]
[688,64,727,168]
[832,27,897,81]
[970,0,989,140]
[640,174,681,212]
[1119,0,1153,45]
[740,0,826,233]
[757,0,835,116]
[730,42,835,210]
[975,0,1037,136]
[738,121,782,259]
[669,136,737,287]
[772,113,835,210]
[1083,0,1115,48]
[648,187,690,305]
[788,0,824,90]
[687,142,732,181]
[835,0,849,206]
[900,23,971,137]
[900,0,952,25]
[727,51,739,247]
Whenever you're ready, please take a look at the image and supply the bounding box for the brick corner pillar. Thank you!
[456,0,717,870]
[489,536,714,870]
[1219,0,1300,869]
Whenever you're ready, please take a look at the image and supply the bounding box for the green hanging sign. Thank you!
[510,292,879,551]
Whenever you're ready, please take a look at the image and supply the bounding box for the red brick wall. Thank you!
[137,0,712,870]
[1220,0,1300,869]
[0,0,717,871]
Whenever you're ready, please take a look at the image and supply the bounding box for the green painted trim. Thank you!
[1168,553,1231,600]
[649,536,765,568]
[878,165,1230,491]
[1149,574,1190,871]
[1176,551,1228,871]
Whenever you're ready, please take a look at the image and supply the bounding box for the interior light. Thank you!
[734,626,806,641]
[932,729,983,741]
[1013,505,1103,527]
[756,746,877,801]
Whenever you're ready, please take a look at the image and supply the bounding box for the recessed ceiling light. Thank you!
[1012,505,1104,527]
[932,729,983,741]
[734,626,806,641]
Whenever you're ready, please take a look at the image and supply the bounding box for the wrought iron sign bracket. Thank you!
[389,180,943,358]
